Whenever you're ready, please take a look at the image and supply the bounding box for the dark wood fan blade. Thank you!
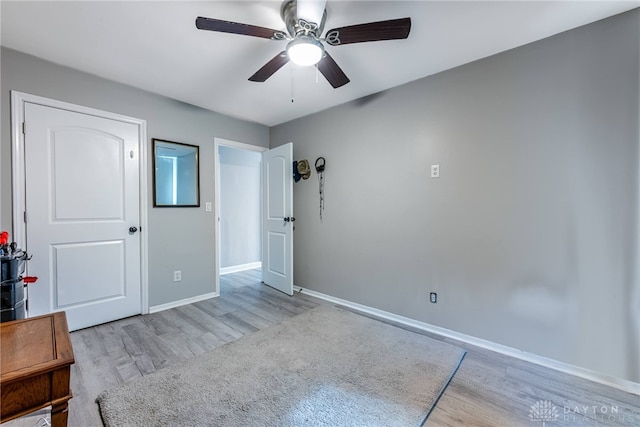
[317,52,350,88]
[248,51,289,82]
[196,16,287,40]
[324,17,411,46]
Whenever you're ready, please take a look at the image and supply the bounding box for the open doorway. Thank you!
[214,138,267,295]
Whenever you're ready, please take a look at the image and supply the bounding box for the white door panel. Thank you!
[267,156,286,217]
[51,128,125,220]
[267,232,286,276]
[25,102,142,330]
[262,143,293,295]
[53,240,125,307]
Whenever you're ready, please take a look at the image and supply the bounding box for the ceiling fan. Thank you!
[195,0,411,88]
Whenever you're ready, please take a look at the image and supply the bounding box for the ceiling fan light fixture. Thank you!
[286,36,324,66]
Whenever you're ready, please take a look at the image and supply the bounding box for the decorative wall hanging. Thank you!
[298,159,311,180]
[315,157,326,222]
[293,159,311,182]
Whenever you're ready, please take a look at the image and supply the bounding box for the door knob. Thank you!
[129,226,138,233]
[284,217,290,222]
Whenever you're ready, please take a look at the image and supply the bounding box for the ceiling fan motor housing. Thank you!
[281,0,327,39]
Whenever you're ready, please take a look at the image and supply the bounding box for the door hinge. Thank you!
[22,122,26,135]
[23,211,27,223]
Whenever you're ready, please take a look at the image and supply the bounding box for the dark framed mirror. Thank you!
[152,139,200,207]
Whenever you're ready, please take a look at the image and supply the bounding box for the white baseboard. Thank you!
[294,286,640,396]
[149,292,219,314]
[220,262,261,276]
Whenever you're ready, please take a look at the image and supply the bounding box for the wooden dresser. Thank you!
[0,312,75,426]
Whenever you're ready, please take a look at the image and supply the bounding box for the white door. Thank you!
[24,102,142,330]
[262,143,293,295]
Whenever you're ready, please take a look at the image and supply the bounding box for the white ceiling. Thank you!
[2,1,638,126]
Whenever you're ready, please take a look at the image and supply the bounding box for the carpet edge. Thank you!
[419,350,467,426]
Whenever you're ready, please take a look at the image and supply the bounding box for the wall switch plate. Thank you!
[173,270,182,282]
[205,202,212,212]
[431,164,440,178]
[430,292,437,303]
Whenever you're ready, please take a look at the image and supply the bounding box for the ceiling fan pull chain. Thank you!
[315,64,319,83]
[291,64,295,103]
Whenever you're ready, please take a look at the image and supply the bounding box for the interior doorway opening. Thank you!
[214,138,266,294]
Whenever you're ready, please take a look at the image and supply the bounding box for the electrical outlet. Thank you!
[430,292,437,303]
[431,164,440,178]
[173,270,182,282]
[205,202,212,212]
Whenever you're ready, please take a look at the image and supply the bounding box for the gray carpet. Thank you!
[97,305,466,426]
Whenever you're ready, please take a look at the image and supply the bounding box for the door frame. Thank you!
[213,137,267,295]
[10,91,150,315]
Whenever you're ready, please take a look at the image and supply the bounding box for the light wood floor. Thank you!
[4,269,639,426]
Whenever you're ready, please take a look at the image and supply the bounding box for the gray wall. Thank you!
[271,10,640,382]
[1,47,269,307]
[219,146,261,268]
